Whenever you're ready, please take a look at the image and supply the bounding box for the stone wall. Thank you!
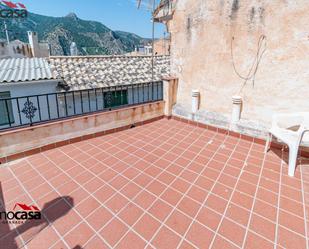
[166,0,309,136]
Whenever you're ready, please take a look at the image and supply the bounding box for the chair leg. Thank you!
[288,145,299,177]
[264,133,272,153]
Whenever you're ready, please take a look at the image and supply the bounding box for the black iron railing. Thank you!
[0,81,163,131]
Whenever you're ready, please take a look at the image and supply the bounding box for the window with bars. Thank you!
[0,91,14,126]
[104,90,128,108]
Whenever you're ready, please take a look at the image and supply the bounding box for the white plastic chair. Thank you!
[264,112,309,177]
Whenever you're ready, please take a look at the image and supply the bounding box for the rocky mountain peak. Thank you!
[65,12,78,20]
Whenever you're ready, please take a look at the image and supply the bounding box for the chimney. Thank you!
[70,42,78,56]
[27,31,39,57]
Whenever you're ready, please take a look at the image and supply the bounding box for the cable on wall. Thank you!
[231,34,267,94]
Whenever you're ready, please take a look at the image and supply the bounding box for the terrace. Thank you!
[1,117,309,249]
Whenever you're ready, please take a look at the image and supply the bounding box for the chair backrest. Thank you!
[301,112,309,127]
[275,113,304,130]
[299,112,309,142]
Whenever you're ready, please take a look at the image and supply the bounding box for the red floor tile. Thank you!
[152,226,182,249]
[231,191,254,210]
[146,180,166,196]
[100,218,128,247]
[86,207,113,230]
[278,209,306,236]
[161,188,183,206]
[118,203,143,226]
[249,214,276,241]
[177,197,200,218]
[1,119,308,248]
[212,235,239,249]
[218,218,246,247]
[253,199,277,222]
[134,191,156,209]
[84,236,109,249]
[134,213,161,240]
[186,185,208,204]
[64,222,94,248]
[166,210,192,235]
[205,194,228,214]
[93,185,115,203]
[149,199,173,221]
[244,231,274,249]
[277,226,306,249]
[225,203,251,226]
[76,196,100,218]
[185,222,214,248]
[196,206,221,231]
[105,193,129,214]
[53,209,81,235]
[116,231,146,249]
[177,240,196,249]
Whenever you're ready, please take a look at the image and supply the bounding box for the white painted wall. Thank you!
[0,81,163,130]
[0,80,58,129]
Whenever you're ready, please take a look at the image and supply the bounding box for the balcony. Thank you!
[0,81,163,131]
[0,117,309,248]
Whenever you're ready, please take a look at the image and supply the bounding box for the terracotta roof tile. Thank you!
[48,55,170,90]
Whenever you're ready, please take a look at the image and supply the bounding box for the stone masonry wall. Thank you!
[167,0,309,134]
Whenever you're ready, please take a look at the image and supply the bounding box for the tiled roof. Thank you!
[48,55,170,90]
[0,58,56,83]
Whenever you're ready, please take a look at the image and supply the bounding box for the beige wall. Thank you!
[167,0,309,126]
[0,101,164,157]
[154,38,171,55]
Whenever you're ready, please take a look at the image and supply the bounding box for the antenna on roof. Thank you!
[136,0,155,10]
[136,0,158,82]
[3,21,10,44]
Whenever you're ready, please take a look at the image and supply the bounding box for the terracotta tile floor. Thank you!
[1,118,309,249]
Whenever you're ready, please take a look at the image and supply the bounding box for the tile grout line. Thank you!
[208,139,255,249]
[178,136,243,249]
[44,121,197,248]
[3,120,305,248]
[39,137,305,221]
[240,142,268,248]
[42,124,243,249]
[79,128,285,247]
[77,123,211,249]
[7,166,69,249]
[28,155,115,249]
[71,122,211,248]
[43,123,183,249]
[72,134,302,219]
[273,149,284,248]
[25,150,133,249]
[143,132,223,248]
[300,161,309,249]
[118,128,219,248]
[3,160,86,212]
[156,133,238,248]
[70,123,196,248]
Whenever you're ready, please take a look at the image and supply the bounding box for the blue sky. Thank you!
[19,0,166,38]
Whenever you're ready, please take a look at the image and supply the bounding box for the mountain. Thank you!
[1,12,150,55]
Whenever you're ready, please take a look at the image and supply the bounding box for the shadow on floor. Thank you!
[0,182,79,248]
[269,146,308,173]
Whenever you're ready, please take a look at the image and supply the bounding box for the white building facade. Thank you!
[0,56,168,130]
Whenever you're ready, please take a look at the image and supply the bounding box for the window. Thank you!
[104,90,128,108]
[0,91,14,125]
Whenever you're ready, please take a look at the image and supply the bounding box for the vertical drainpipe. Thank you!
[231,95,243,123]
